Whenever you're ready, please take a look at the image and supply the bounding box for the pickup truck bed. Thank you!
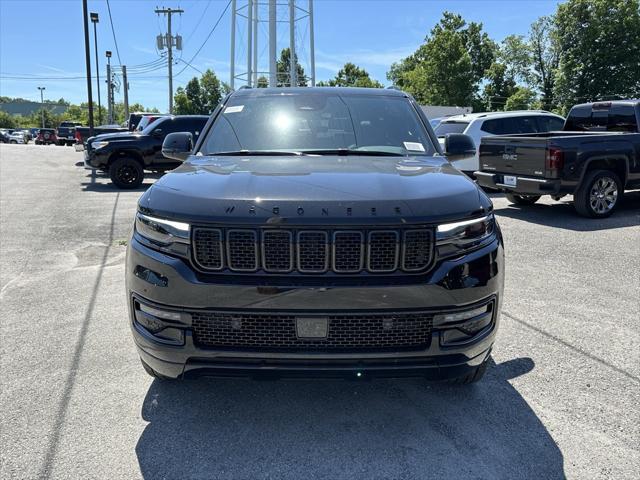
[477,131,640,193]
[475,100,640,218]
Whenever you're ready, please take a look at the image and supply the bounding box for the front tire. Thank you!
[574,169,622,218]
[505,193,541,205]
[109,156,144,189]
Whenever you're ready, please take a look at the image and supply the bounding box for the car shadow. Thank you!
[135,358,565,479]
[491,190,640,232]
[80,170,164,192]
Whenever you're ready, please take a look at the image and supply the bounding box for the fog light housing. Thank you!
[133,299,190,346]
[434,305,488,326]
[436,302,494,346]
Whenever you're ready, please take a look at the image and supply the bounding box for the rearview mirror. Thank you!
[162,132,193,162]
[444,133,476,160]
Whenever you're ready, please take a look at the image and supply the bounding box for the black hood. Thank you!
[88,132,144,144]
[139,155,490,224]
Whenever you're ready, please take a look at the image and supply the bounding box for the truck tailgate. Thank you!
[479,135,550,177]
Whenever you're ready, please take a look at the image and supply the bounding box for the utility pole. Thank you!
[247,0,253,87]
[106,51,113,124]
[155,7,184,114]
[269,0,277,86]
[82,0,94,135]
[289,0,296,87]
[309,0,315,86]
[37,86,46,128]
[122,65,129,123]
[230,0,236,90]
[90,12,102,125]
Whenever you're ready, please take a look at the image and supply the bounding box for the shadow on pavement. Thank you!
[80,170,164,192]
[492,190,639,232]
[136,357,564,479]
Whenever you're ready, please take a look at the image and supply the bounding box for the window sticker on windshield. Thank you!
[224,105,244,114]
[403,141,425,152]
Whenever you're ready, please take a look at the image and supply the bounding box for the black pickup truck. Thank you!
[56,121,83,146]
[84,115,208,188]
[475,100,640,217]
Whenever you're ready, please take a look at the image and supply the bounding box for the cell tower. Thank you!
[230,0,315,89]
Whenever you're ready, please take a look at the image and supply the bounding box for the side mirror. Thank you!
[152,128,163,138]
[444,133,476,160]
[162,132,193,162]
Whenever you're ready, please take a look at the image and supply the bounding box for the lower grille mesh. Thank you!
[192,311,433,351]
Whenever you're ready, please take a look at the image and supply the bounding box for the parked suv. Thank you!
[35,128,57,145]
[84,115,208,188]
[126,87,504,383]
[434,111,565,175]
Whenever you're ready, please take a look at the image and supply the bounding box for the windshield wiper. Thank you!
[300,148,405,157]
[206,150,303,156]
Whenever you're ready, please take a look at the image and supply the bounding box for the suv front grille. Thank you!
[192,227,434,274]
[192,311,433,351]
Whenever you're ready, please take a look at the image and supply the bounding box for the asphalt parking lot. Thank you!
[0,143,638,480]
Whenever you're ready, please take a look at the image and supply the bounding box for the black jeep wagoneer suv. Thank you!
[126,87,504,384]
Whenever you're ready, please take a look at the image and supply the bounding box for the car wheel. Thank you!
[574,169,622,218]
[9,140,17,144]
[448,358,489,385]
[505,193,541,205]
[109,156,144,189]
[141,359,174,380]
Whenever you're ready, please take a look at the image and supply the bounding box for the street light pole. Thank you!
[90,12,102,125]
[82,0,94,135]
[37,86,46,128]
[106,51,112,124]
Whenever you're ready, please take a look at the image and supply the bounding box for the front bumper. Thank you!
[126,235,504,380]
[475,171,563,195]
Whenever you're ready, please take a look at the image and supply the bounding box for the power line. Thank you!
[184,0,213,44]
[176,58,203,75]
[105,0,122,65]
[176,0,231,77]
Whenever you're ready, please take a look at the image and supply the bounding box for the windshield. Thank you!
[200,92,436,156]
[434,121,469,136]
[141,117,164,135]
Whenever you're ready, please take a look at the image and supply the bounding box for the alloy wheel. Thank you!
[589,176,618,214]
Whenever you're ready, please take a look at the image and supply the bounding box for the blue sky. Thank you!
[0,0,559,112]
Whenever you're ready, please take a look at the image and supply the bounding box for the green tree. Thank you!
[554,0,640,111]
[256,75,269,88]
[320,63,384,88]
[527,16,559,110]
[276,48,307,86]
[0,110,18,128]
[504,87,538,110]
[174,69,225,114]
[387,12,496,106]
[482,62,518,110]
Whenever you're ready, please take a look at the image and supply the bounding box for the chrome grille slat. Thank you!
[192,227,433,274]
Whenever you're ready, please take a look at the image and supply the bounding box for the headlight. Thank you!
[91,140,109,149]
[436,214,495,249]
[135,212,190,256]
